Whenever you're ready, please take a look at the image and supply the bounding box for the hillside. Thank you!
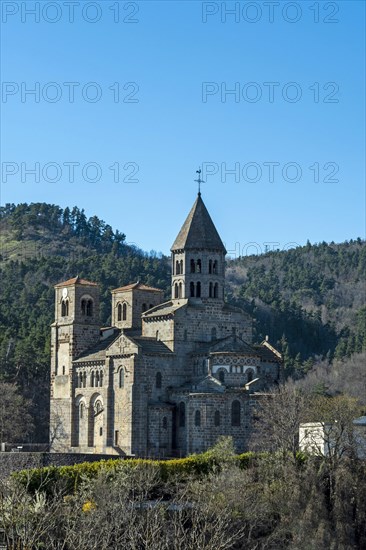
[0,202,365,440]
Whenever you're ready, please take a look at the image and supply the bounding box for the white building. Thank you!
[299,416,366,459]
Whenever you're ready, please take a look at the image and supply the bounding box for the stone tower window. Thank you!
[178,282,182,298]
[119,369,124,388]
[190,282,195,297]
[176,260,180,275]
[62,365,65,375]
[213,283,218,298]
[218,369,225,384]
[175,283,179,299]
[80,403,84,419]
[209,282,213,298]
[142,303,147,312]
[122,303,127,320]
[196,259,201,273]
[117,303,122,322]
[91,371,95,387]
[194,410,201,427]
[190,259,195,273]
[214,410,220,426]
[213,260,217,274]
[81,298,93,316]
[99,371,103,387]
[179,402,185,428]
[196,282,201,298]
[83,372,87,387]
[231,400,241,426]
[61,299,69,316]
[209,259,212,274]
[95,371,100,387]
[180,259,183,273]
[156,372,162,389]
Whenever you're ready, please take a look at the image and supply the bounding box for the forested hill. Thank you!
[0,202,365,441]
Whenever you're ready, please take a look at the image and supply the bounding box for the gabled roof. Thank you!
[195,335,257,355]
[127,336,173,355]
[73,329,121,363]
[112,282,163,293]
[171,194,227,253]
[55,276,98,288]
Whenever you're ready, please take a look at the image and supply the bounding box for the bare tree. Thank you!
[250,382,309,458]
[0,382,34,444]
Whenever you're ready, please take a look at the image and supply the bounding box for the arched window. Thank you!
[231,400,241,426]
[213,260,217,274]
[214,283,218,298]
[211,327,217,341]
[190,282,195,297]
[214,410,220,427]
[190,259,195,273]
[122,303,127,321]
[179,402,185,427]
[162,416,168,430]
[178,282,182,298]
[79,372,83,387]
[196,281,201,298]
[247,369,254,383]
[196,259,201,273]
[81,299,86,315]
[95,371,100,387]
[156,372,162,389]
[218,369,225,384]
[95,401,102,415]
[209,260,212,274]
[119,369,124,388]
[117,303,122,321]
[176,260,180,275]
[99,372,103,387]
[83,372,87,387]
[209,282,213,298]
[61,299,69,316]
[80,403,84,419]
[86,300,93,316]
[91,371,95,387]
[175,283,179,299]
[142,303,147,312]
[194,410,201,427]
[180,259,183,273]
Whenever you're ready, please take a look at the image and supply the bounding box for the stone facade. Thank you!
[50,194,283,457]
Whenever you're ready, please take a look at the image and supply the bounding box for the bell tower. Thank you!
[50,276,100,451]
[170,186,227,303]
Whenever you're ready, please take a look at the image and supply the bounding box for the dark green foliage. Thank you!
[226,239,366,373]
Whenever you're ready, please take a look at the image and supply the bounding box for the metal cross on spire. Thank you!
[194,168,205,196]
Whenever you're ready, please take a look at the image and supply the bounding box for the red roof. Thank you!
[54,276,98,288]
[112,281,163,293]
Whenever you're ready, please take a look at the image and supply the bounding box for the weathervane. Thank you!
[194,168,205,196]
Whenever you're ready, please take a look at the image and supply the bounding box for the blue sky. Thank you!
[1,0,365,256]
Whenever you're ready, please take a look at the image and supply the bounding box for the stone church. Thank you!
[50,192,282,456]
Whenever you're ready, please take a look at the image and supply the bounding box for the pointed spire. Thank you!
[171,195,226,253]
